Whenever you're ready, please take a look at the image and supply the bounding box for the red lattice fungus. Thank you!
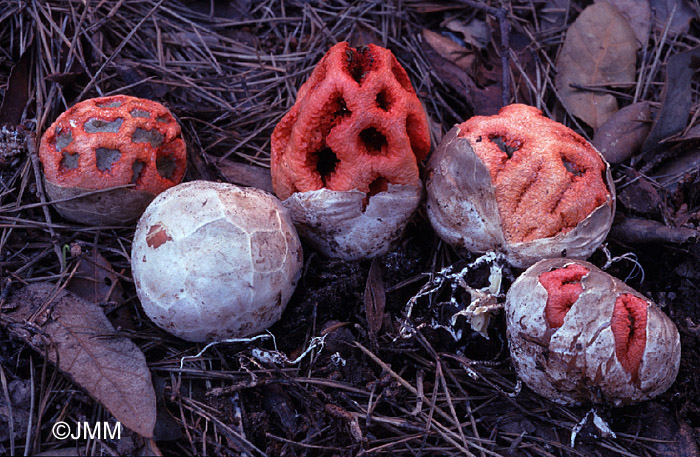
[505,258,679,406]
[457,104,610,243]
[271,42,430,200]
[39,95,186,224]
[539,264,589,328]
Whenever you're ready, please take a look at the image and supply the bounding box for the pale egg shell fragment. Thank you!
[282,184,421,261]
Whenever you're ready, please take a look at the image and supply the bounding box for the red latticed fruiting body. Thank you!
[39,95,186,225]
[427,104,616,268]
[270,42,430,260]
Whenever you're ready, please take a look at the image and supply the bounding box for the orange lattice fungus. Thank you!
[39,95,187,225]
[271,42,430,260]
[426,104,615,268]
[505,258,680,406]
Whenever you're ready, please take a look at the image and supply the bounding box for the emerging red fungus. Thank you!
[271,42,430,200]
[40,95,186,194]
[611,293,647,382]
[457,104,610,243]
[506,258,680,406]
[539,264,589,328]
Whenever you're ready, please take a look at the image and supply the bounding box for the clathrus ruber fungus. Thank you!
[131,181,303,343]
[505,258,680,406]
[39,95,186,225]
[271,42,430,260]
[426,104,615,268]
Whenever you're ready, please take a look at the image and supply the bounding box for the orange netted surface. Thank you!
[271,42,430,200]
[40,95,186,194]
[458,104,610,243]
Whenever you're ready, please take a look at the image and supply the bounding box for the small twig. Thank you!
[26,134,64,271]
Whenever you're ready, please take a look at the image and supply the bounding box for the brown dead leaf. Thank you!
[67,249,125,312]
[555,1,638,129]
[364,258,385,337]
[618,171,662,214]
[217,159,274,194]
[1,283,156,438]
[599,0,651,46]
[420,40,475,110]
[638,46,700,163]
[444,18,491,49]
[422,29,474,71]
[650,0,695,36]
[592,101,652,163]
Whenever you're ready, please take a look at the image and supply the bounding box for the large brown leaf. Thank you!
[638,46,700,163]
[1,283,156,438]
[555,1,638,129]
[422,29,474,71]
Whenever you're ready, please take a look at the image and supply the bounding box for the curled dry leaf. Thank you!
[364,258,386,337]
[610,216,699,244]
[67,249,125,312]
[638,46,700,164]
[592,101,652,164]
[555,1,638,129]
[422,29,474,71]
[0,283,156,438]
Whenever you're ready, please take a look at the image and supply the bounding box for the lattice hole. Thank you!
[96,148,121,171]
[360,127,387,155]
[84,118,124,133]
